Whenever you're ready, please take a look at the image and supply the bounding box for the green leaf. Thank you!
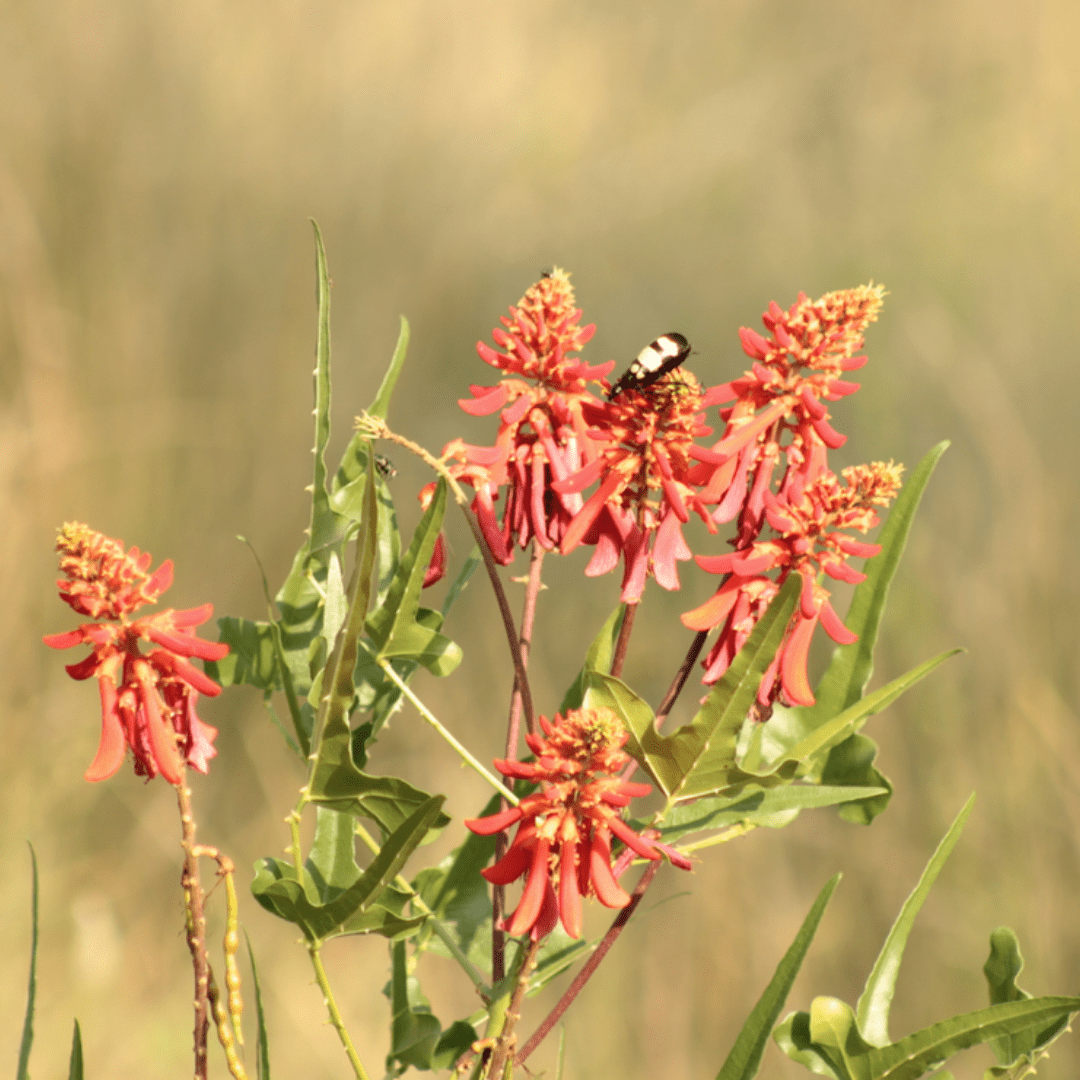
[774,1010,844,1080]
[983,927,1071,1067]
[17,843,38,1080]
[809,997,875,1079]
[441,547,481,619]
[66,1020,83,1080]
[368,315,411,422]
[860,997,1080,1080]
[559,604,627,713]
[413,798,497,957]
[251,796,444,943]
[207,616,281,690]
[387,939,442,1070]
[655,785,888,845]
[715,874,840,1080]
[738,651,961,779]
[820,734,893,825]
[245,932,272,1080]
[604,576,800,800]
[366,478,462,676]
[385,937,477,1072]
[857,795,976,1046]
[801,442,949,726]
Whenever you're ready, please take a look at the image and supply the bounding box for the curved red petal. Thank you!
[84,678,127,782]
[589,831,631,909]
[506,838,550,936]
[558,842,583,939]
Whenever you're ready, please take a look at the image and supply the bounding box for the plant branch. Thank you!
[177,779,212,1080]
[308,942,370,1080]
[486,936,541,1080]
[515,860,661,1066]
[608,602,637,679]
[494,540,546,983]
[654,628,709,729]
[379,660,519,804]
[356,413,535,733]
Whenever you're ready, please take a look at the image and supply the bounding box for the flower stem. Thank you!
[486,936,541,1079]
[357,413,535,733]
[515,860,661,1066]
[378,660,519,804]
[308,942,370,1080]
[654,628,709,729]
[609,602,637,679]
[494,540,545,984]
[176,780,211,1080]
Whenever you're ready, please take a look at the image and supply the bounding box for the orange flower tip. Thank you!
[43,630,84,650]
[739,326,770,360]
[464,806,523,835]
[171,603,216,628]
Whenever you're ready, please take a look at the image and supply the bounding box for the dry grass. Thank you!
[3,2,1080,1077]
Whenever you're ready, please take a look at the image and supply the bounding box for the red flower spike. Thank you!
[44,523,228,784]
[466,706,682,939]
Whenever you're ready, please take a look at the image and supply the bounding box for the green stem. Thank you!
[353,823,490,995]
[378,660,519,804]
[308,942,370,1080]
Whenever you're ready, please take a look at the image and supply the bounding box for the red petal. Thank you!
[43,629,85,649]
[818,599,858,645]
[84,678,127,782]
[558,843,583,939]
[588,831,631,909]
[680,577,741,632]
[137,676,184,784]
[145,560,174,597]
[608,816,661,860]
[780,615,818,707]
[466,805,524,836]
[506,838,551,935]
[458,385,508,416]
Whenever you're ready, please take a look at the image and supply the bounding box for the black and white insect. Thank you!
[607,332,692,400]
[374,453,397,480]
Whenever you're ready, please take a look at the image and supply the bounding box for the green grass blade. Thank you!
[245,932,272,1080]
[17,843,39,1080]
[715,875,841,1080]
[65,1020,84,1080]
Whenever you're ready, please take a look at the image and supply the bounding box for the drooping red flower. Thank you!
[682,461,903,706]
[448,269,613,562]
[464,707,667,940]
[43,523,229,784]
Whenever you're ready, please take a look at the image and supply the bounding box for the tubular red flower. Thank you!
[44,524,228,784]
[465,707,684,940]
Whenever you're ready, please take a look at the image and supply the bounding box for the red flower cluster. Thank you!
[465,707,667,940]
[441,270,737,603]
[440,274,900,707]
[681,286,900,706]
[43,523,228,785]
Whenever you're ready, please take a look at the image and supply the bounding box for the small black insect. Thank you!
[374,453,397,480]
[607,332,692,400]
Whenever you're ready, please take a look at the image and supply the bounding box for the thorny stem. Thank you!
[486,936,541,1080]
[379,660,519,804]
[309,942,371,1080]
[177,780,211,1080]
[515,860,662,1066]
[357,413,535,733]
[494,540,546,984]
[608,602,637,679]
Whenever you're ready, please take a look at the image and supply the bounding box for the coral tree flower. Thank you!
[446,268,612,562]
[555,371,718,603]
[680,286,900,708]
[464,707,662,941]
[43,523,229,785]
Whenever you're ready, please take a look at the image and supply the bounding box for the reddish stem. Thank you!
[515,859,661,1066]
[177,778,211,1080]
[494,541,545,984]
[609,602,637,679]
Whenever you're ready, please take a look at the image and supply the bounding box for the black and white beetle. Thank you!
[607,332,692,400]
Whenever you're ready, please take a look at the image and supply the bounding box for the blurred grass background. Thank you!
[3,1,1079,1077]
